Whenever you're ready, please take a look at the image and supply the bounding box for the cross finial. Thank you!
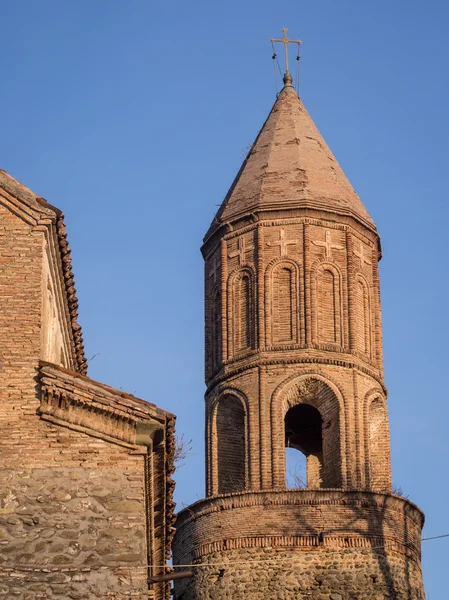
[270,27,302,85]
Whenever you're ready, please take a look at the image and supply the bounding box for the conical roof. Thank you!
[207,77,374,238]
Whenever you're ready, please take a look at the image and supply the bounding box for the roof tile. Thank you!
[209,82,374,235]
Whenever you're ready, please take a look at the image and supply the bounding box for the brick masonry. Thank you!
[173,77,426,598]
[0,171,175,600]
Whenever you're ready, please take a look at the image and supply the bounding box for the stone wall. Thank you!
[0,463,149,599]
[175,546,425,600]
[173,490,425,600]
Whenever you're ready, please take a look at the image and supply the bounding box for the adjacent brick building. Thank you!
[173,73,426,598]
[0,171,175,600]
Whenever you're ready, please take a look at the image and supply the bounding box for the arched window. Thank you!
[285,404,323,488]
[229,269,254,357]
[315,265,342,346]
[270,263,298,345]
[354,275,371,357]
[216,395,246,493]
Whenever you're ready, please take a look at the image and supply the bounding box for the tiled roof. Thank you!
[207,77,375,239]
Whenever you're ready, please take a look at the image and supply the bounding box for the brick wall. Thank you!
[202,215,391,497]
[0,451,149,598]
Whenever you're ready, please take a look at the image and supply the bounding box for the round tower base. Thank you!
[173,490,425,600]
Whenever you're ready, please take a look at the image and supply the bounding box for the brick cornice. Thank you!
[203,207,380,257]
[38,362,173,447]
[206,352,387,396]
[176,489,424,529]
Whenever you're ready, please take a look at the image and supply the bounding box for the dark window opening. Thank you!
[285,404,323,488]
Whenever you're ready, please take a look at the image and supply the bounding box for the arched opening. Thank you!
[285,404,323,488]
[216,395,246,494]
[273,376,343,489]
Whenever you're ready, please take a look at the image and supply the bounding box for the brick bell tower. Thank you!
[173,54,426,598]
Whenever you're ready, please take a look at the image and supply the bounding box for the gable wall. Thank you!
[41,233,75,369]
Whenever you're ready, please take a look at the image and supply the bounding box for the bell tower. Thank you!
[173,44,426,600]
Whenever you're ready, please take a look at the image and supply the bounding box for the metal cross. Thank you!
[208,254,220,282]
[270,27,302,74]
[312,230,344,260]
[353,242,372,267]
[228,236,254,266]
[268,229,298,257]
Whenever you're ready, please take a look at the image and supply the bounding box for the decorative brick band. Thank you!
[203,203,378,249]
[206,352,386,394]
[176,489,424,528]
[183,534,420,565]
[39,385,138,446]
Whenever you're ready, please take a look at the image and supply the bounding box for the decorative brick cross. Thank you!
[208,254,220,282]
[353,242,372,266]
[228,236,254,266]
[312,230,343,260]
[268,229,297,257]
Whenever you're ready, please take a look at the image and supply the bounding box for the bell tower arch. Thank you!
[174,48,425,600]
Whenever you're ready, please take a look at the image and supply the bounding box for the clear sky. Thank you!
[1,0,448,596]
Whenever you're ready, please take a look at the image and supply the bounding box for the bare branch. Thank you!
[174,434,193,468]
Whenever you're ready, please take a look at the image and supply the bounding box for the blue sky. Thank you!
[1,0,448,596]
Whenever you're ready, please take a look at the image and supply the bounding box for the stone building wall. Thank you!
[0,359,175,600]
[0,172,175,600]
[175,546,425,600]
[0,457,149,598]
